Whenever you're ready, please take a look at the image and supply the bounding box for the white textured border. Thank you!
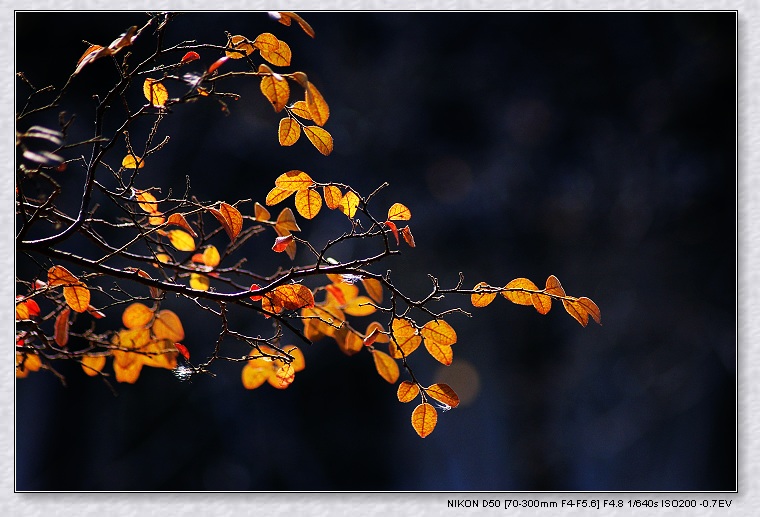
[4,1,753,516]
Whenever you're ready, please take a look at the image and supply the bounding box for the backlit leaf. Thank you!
[167,213,197,237]
[387,202,412,221]
[48,265,79,287]
[290,100,312,120]
[260,63,290,111]
[122,154,145,169]
[362,278,383,304]
[166,229,196,251]
[81,354,107,376]
[272,234,294,252]
[114,360,143,383]
[284,345,306,372]
[323,185,342,209]
[421,319,457,346]
[471,281,497,307]
[277,12,315,38]
[209,202,243,240]
[242,358,272,389]
[180,51,200,64]
[122,302,154,329]
[202,245,221,267]
[135,190,159,214]
[303,125,333,155]
[74,44,111,75]
[152,309,185,342]
[270,363,296,389]
[336,329,363,356]
[143,78,168,107]
[401,226,416,247]
[426,383,460,408]
[338,191,360,218]
[108,26,138,51]
[272,284,315,310]
[343,295,376,317]
[174,343,190,361]
[226,34,255,59]
[278,117,301,146]
[373,349,399,384]
[577,296,602,325]
[397,381,420,402]
[295,188,322,219]
[275,170,315,191]
[266,186,296,205]
[411,403,438,438]
[275,207,301,233]
[208,56,229,73]
[305,82,329,126]
[545,275,566,297]
[252,32,280,52]
[424,340,453,366]
[389,317,422,359]
[254,202,271,221]
[149,215,166,226]
[365,321,390,343]
[54,308,70,347]
[63,284,90,313]
[384,220,400,245]
[502,278,539,305]
[531,291,552,314]
[190,273,210,291]
[249,284,263,302]
[257,35,291,67]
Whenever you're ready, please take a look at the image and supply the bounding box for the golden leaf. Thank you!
[389,317,422,359]
[202,245,221,267]
[411,403,438,438]
[275,207,301,233]
[190,273,210,291]
[338,191,360,218]
[254,202,271,221]
[152,309,185,342]
[397,380,420,403]
[242,358,273,389]
[114,360,143,384]
[294,188,322,220]
[323,185,343,209]
[373,349,399,384]
[166,213,197,237]
[365,321,390,344]
[387,202,412,221]
[122,154,145,169]
[278,117,301,146]
[421,320,457,346]
[270,362,296,389]
[277,12,315,38]
[577,296,601,325]
[122,302,154,329]
[252,32,280,52]
[165,229,196,252]
[426,383,460,408]
[361,278,383,304]
[63,284,90,313]
[266,186,296,206]
[290,100,313,120]
[424,340,453,366]
[545,275,566,297]
[502,277,539,305]
[257,35,291,66]
[47,265,79,287]
[303,125,333,156]
[143,78,168,107]
[531,291,552,314]
[335,328,364,356]
[134,190,159,214]
[209,202,243,240]
[305,81,329,126]
[81,354,107,376]
[275,170,315,191]
[283,345,306,372]
[272,284,315,310]
[226,35,255,59]
[343,295,376,317]
[259,63,290,111]
[471,281,497,307]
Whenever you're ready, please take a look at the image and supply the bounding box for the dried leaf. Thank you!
[397,381,420,403]
[108,26,137,51]
[426,383,460,408]
[373,349,399,384]
[63,285,90,313]
[122,302,154,329]
[502,278,539,305]
[323,185,342,209]
[266,186,296,205]
[74,44,112,75]
[278,117,301,146]
[411,403,438,438]
[471,281,497,307]
[165,229,196,252]
[338,191,360,218]
[275,207,301,233]
[295,188,322,219]
[305,82,329,126]
[272,234,294,252]
[166,213,197,237]
[54,308,70,347]
[361,278,383,304]
[272,284,315,310]
[122,154,145,169]
[152,309,185,342]
[254,202,271,221]
[275,170,315,191]
[303,125,333,155]
[209,202,243,240]
[401,226,416,247]
[421,320,457,346]
[387,202,412,221]
[384,220,400,245]
[143,78,168,107]
[277,12,315,38]
[226,35,255,59]
[260,63,290,111]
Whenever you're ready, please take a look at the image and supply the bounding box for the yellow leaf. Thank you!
[303,125,333,156]
[134,190,159,214]
[122,154,145,169]
[424,340,453,366]
[272,284,315,310]
[361,278,383,304]
[252,32,280,52]
[290,100,312,120]
[471,282,497,307]
[426,383,460,408]
[305,82,329,126]
[266,186,296,206]
[143,78,168,107]
[421,320,457,346]
[149,215,165,226]
[338,191,360,218]
[397,380,419,403]
[242,358,273,389]
[166,229,196,252]
[54,308,70,347]
[16,352,42,377]
[140,339,178,369]
[154,253,172,265]
[283,345,306,372]
[389,317,422,359]
[365,321,390,343]
[122,302,154,329]
[152,309,185,341]
[209,202,243,241]
[323,185,342,209]
[278,117,301,146]
[335,329,363,356]
[47,265,79,287]
[275,207,301,233]
[226,34,255,59]
[295,188,322,220]
[259,63,290,111]
[387,202,412,221]
[254,202,271,221]
[63,284,90,313]
[81,354,107,376]
[114,360,143,383]
[202,245,221,267]
[190,273,210,291]
[411,403,438,438]
[257,35,291,67]
[275,170,315,191]
[372,349,399,384]
[502,278,539,305]
[343,295,376,317]
[166,213,197,237]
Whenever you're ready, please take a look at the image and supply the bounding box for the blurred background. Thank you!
[15,11,735,491]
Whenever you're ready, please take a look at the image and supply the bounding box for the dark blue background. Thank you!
[15,11,735,491]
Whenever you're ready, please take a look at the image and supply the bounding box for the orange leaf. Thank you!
[242,358,273,389]
[365,321,389,343]
[143,78,168,107]
[134,190,159,214]
[273,234,294,252]
[63,284,90,313]
[295,188,322,219]
[343,295,376,317]
[531,291,552,315]
[266,186,296,205]
[362,278,383,304]
[260,63,290,111]
[545,275,566,297]
[209,202,243,240]
[336,329,364,356]
[305,82,329,126]
[165,229,196,252]
[290,100,313,120]
[426,383,460,408]
[563,298,589,326]
[122,154,145,169]
[174,343,190,361]
[401,226,415,247]
[47,265,79,287]
[372,349,399,384]
[208,56,229,73]
[387,202,412,221]
[384,220,400,245]
[577,296,602,325]
[272,284,315,310]
[275,170,315,191]
[397,381,420,403]
[252,32,280,52]
[471,282,497,307]
[226,35,255,59]
[323,185,343,209]
[180,51,200,64]
[303,125,333,156]
[502,278,539,305]
[166,213,197,237]
[54,308,70,347]
[122,302,154,329]
[424,340,453,366]
[81,354,107,376]
[276,12,315,38]
[389,317,422,359]
[275,207,301,233]
[270,362,296,389]
[411,403,438,438]
[152,309,185,342]
[253,202,271,221]
[338,191,360,218]
[284,345,306,372]
[257,35,291,67]
[114,360,143,383]
[74,44,112,75]
[421,319,457,346]
[278,117,301,146]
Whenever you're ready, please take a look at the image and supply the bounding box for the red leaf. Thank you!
[249,284,263,302]
[175,343,190,361]
[181,51,200,64]
[208,56,229,73]
[384,220,400,245]
[272,234,294,252]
